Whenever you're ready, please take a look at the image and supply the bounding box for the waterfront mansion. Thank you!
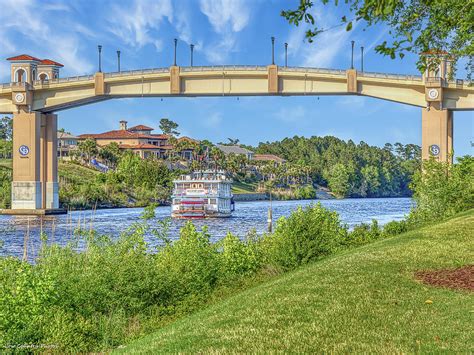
[78,120,198,160]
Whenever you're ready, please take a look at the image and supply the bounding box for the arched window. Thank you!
[39,73,49,83]
[15,68,27,83]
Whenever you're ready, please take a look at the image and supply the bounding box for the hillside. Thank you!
[119,210,473,353]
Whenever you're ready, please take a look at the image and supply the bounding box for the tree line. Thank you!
[255,136,420,198]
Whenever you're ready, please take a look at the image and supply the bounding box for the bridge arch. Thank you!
[0,62,472,214]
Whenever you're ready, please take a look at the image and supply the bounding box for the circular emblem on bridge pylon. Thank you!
[429,144,440,156]
[19,145,30,156]
[15,93,25,103]
[428,88,439,100]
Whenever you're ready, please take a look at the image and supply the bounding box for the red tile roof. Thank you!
[119,143,162,150]
[78,130,149,139]
[6,55,64,67]
[151,134,169,139]
[253,154,286,163]
[128,124,154,131]
[40,59,64,67]
[7,54,41,61]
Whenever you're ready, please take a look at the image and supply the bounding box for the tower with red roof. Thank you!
[6,54,63,84]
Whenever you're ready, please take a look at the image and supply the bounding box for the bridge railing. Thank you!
[181,65,268,72]
[280,67,347,75]
[1,82,31,89]
[31,75,95,87]
[104,67,169,78]
[358,71,423,81]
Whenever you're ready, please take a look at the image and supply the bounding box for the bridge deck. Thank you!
[0,66,472,113]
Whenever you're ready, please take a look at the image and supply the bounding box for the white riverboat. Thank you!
[171,171,235,218]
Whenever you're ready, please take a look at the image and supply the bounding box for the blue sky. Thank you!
[0,0,472,156]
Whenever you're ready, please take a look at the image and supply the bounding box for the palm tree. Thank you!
[210,146,225,171]
[78,138,98,165]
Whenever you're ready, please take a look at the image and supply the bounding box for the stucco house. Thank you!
[78,121,197,160]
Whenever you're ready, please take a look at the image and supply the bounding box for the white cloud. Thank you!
[199,0,250,33]
[108,0,173,50]
[199,0,251,63]
[285,6,353,68]
[0,0,94,80]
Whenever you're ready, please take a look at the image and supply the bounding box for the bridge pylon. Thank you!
[8,109,60,213]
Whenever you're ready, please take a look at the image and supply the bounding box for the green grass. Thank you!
[119,210,474,353]
[58,160,101,182]
[232,181,258,194]
[0,159,99,178]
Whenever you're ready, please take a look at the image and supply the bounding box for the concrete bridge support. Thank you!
[11,109,59,211]
[421,103,453,162]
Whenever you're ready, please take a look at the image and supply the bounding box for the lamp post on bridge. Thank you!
[350,40,355,69]
[271,36,275,65]
[173,38,178,66]
[98,45,102,73]
[284,42,288,67]
[360,46,364,72]
[117,50,121,72]
[190,44,194,67]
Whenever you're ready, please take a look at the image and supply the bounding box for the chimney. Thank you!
[119,120,128,131]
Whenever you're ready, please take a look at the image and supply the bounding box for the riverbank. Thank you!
[120,209,474,353]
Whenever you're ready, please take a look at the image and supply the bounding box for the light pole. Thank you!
[173,38,178,66]
[98,45,102,72]
[284,42,288,67]
[271,36,275,65]
[117,50,121,72]
[350,40,355,69]
[360,46,364,72]
[190,44,194,66]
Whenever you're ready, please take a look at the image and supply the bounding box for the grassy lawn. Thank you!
[232,180,258,194]
[119,210,474,353]
[58,161,101,182]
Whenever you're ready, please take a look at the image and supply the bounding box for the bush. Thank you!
[409,156,474,224]
[265,203,348,270]
[345,220,383,246]
[0,169,11,208]
[383,219,408,236]
[218,231,263,278]
[0,257,57,347]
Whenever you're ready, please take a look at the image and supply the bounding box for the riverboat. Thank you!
[171,171,234,218]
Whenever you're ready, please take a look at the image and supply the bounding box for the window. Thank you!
[15,69,26,82]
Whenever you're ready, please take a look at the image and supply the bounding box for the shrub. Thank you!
[218,231,263,278]
[265,203,348,270]
[156,223,220,302]
[383,219,409,236]
[408,156,474,224]
[0,257,57,347]
[345,220,383,246]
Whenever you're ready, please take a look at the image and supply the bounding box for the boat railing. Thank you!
[173,189,219,196]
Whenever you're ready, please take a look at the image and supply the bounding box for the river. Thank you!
[0,197,413,259]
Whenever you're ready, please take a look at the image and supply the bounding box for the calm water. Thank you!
[0,198,413,259]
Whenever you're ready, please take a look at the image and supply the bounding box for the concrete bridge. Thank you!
[0,56,473,213]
